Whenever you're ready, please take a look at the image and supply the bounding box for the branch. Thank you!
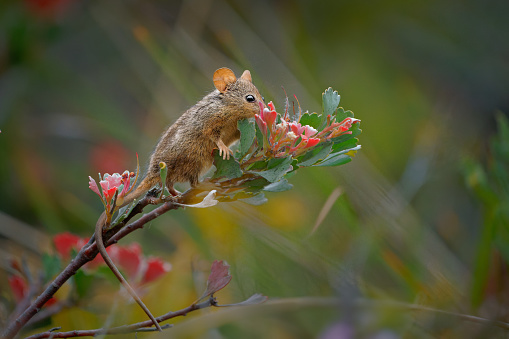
[24,298,214,339]
[1,189,198,339]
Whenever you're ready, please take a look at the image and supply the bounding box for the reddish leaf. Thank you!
[201,260,232,299]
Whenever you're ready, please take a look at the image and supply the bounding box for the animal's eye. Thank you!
[246,95,255,102]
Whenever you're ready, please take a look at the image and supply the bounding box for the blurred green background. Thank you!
[1,0,509,337]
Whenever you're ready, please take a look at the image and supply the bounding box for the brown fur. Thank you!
[120,67,264,204]
[94,68,264,330]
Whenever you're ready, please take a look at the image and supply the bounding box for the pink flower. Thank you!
[290,122,304,135]
[289,122,317,138]
[89,167,136,216]
[255,101,277,135]
[251,94,360,157]
[255,114,267,135]
[89,177,101,197]
[303,125,318,137]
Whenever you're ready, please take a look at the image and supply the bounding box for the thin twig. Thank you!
[1,189,198,339]
[25,299,213,339]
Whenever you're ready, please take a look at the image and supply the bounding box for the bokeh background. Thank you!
[1,0,509,337]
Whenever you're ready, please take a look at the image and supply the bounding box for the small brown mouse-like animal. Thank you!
[120,67,264,202]
[95,67,264,330]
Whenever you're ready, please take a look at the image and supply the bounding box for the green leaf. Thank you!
[335,107,354,122]
[299,112,322,129]
[240,193,268,205]
[331,138,358,153]
[267,156,290,170]
[322,87,341,120]
[246,160,268,171]
[315,153,352,167]
[74,269,96,298]
[42,253,61,283]
[212,150,243,179]
[237,119,256,158]
[297,141,333,167]
[250,156,293,182]
[263,178,293,192]
[159,162,171,197]
[255,122,264,150]
[241,177,270,191]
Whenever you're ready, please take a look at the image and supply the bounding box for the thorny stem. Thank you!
[1,189,196,339]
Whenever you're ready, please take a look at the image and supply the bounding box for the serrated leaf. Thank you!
[335,107,354,122]
[322,87,341,120]
[250,156,293,182]
[263,178,293,192]
[212,150,243,179]
[237,119,256,158]
[315,153,352,167]
[42,253,61,283]
[216,293,268,307]
[297,142,333,167]
[299,112,322,129]
[240,192,268,205]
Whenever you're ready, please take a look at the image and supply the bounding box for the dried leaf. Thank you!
[177,190,218,208]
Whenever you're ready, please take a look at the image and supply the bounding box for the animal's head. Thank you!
[213,67,266,119]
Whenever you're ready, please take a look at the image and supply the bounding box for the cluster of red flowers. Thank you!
[8,232,171,305]
[53,232,171,286]
[255,101,359,157]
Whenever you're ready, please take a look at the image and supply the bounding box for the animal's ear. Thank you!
[240,70,252,82]
[213,67,237,93]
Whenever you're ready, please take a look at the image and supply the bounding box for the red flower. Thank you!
[109,243,143,280]
[8,275,27,303]
[141,258,172,285]
[53,232,86,260]
[304,138,320,148]
[9,273,57,306]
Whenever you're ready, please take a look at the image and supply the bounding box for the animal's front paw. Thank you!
[216,139,233,160]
